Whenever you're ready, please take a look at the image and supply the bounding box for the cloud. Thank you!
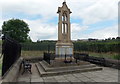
[23,19,58,41]
[69,0,119,24]
[0,0,119,41]
[23,20,88,41]
[1,0,119,23]
[0,20,2,30]
[80,25,118,39]
[1,0,61,21]
[71,23,88,39]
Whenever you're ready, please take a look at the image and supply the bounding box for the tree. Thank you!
[2,19,30,42]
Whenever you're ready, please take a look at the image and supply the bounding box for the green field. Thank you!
[0,40,2,45]
[87,52,119,59]
[21,50,119,60]
[21,50,44,58]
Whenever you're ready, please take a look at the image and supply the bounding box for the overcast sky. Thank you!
[0,0,119,41]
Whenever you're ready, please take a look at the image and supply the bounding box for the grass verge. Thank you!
[21,50,44,58]
[22,50,119,60]
[79,51,119,60]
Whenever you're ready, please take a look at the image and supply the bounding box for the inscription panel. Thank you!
[56,46,73,55]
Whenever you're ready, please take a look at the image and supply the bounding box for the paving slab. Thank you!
[16,63,119,83]
[31,78,44,82]
[73,73,85,78]
[36,61,103,77]
[53,75,65,80]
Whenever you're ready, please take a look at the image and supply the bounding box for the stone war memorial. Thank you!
[37,1,102,77]
[1,1,119,83]
[56,1,73,60]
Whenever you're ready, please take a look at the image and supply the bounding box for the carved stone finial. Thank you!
[63,0,66,4]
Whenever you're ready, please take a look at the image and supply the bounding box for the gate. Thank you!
[2,36,21,76]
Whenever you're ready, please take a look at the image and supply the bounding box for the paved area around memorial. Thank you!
[17,63,119,83]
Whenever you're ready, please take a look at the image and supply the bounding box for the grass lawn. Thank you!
[21,50,45,58]
[0,40,2,45]
[21,50,119,60]
[89,52,118,59]
[78,51,119,59]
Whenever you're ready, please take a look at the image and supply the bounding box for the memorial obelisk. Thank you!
[56,1,73,60]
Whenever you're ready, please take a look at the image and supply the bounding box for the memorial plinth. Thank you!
[36,60,102,77]
[56,43,73,57]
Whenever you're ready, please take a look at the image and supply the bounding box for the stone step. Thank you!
[39,61,97,72]
[36,62,102,77]
[35,63,45,76]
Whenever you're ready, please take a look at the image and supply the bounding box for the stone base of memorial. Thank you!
[55,42,73,61]
[35,58,102,77]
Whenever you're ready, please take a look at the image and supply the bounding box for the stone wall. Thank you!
[1,57,23,82]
